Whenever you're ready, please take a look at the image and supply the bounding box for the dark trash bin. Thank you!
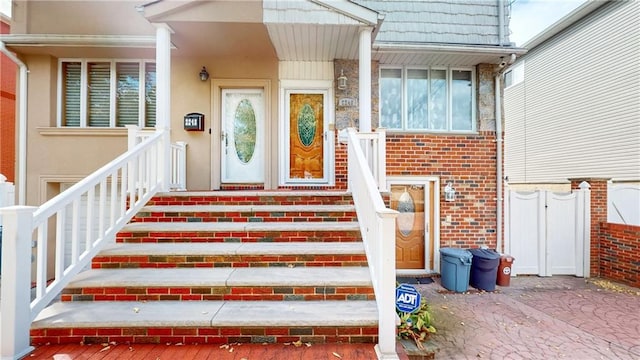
[497,255,515,286]
[469,248,500,291]
[439,247,473,292]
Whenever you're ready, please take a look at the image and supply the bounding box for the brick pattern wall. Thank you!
[598,223,640,288]
[330,61,500,249]
[31,326,379,346]
[386,132,498,249]
[0,20,16,182]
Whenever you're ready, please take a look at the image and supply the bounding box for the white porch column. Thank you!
[154,23,173,191]
[358,27,372,133]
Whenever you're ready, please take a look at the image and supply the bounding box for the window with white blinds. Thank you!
[145,63,156,128]
[62,62,81,127]
[58,60,156,128]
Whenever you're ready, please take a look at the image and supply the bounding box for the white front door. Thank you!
[221,89,265,183]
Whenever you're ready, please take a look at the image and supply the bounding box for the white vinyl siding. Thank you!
[504,1,640,183]
[380,66,475,132]
[58,59,156,128]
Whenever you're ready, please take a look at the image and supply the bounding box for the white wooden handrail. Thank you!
[346,128,399,360]
[0,129,169,360]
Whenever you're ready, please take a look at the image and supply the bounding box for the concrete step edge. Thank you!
[155,191,351,197]
[32,300,378,329]
[99,242,366,257]
[121,221,361,232]
[139,204,356,213]
[66,267,373,288]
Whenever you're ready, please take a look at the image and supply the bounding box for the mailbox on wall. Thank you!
[184,113,205,131]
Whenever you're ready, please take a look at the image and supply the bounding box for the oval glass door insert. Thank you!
[233,99,257,163]
[397,191,416,236]
[297,103,317,147]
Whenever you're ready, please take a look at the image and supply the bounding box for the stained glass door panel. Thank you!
[289,93,324,180]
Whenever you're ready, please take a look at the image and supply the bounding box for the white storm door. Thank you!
[221,89,265,183]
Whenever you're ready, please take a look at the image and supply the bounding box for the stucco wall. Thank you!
[170,57,279,190]
[20,53,279,203]
[11,0,154,35]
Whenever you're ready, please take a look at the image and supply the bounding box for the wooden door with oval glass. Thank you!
[221,89,264,183]
[285,90,330,184]
[390,182,435,272]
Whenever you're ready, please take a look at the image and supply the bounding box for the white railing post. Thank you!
[0,174,16,226]
[376,212,399,360]
[579,181,591,277]
[0,206,37,360]
[159,129,171,192]
[376,129,387,192]
[126,125,140,150]
[171,142,187,190]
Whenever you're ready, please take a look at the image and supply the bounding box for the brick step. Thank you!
[60,267,375,302]
[132,204,357,223]
[116,222,362,243]
[31,301,378,345]
[92,242,368,268]
[147,191,354,206]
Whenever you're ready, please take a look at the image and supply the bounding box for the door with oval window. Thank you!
[221,89,264,183]
[389,181,436,273]
[284,90,331,185]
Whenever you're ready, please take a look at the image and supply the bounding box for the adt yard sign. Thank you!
[396,284,421,313]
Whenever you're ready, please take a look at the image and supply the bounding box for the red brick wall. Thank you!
[386,132,498,249]
[598,223,640,288]
[0,19,16,182]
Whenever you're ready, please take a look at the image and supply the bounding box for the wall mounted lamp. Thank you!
[444,182,456,202]
[199,66,209,81]
[337,69,347,90]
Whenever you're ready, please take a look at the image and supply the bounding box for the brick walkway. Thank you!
[423,276,640,359]
[23,276,640,359]
[27,343,391,360]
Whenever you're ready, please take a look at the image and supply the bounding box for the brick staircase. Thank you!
[30,191,379,346]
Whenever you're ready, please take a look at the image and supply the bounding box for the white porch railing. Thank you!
[127,126,187,191]
[0,174,16,226]
[346,128,399,360]
[0,129,170,360]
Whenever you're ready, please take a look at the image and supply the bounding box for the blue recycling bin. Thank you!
[439,247,473,292]
[469,248,501,291]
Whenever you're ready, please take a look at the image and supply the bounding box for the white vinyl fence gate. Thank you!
[505,183,591,277]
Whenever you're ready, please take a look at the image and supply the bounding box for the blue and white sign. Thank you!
[395,284,421,313]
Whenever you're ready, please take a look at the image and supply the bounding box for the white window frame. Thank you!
[379,66,476,133]
[57,58,155,128]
